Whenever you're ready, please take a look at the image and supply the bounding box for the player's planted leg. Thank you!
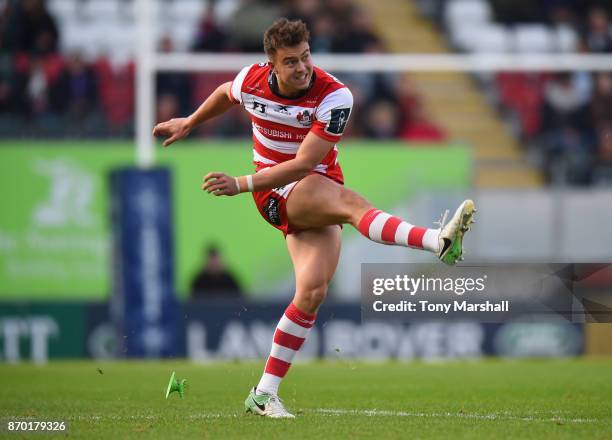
[246,226,341,418]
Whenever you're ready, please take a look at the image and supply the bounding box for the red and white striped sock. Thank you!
[256,302,316,396]
[357,208,440,253]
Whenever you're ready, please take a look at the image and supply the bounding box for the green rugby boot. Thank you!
[244,387,295,418]
[437,199,476,265]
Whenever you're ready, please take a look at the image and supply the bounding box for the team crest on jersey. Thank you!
[326,108,351,135]
[296,110,312,126]
[263,197,282,226]
[253,101,267,114]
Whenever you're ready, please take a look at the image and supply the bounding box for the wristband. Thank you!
[235,175,254,193]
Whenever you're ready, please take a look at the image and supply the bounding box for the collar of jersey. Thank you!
[268,69,316,101]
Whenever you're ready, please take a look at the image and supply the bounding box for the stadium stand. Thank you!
[0,0,440,143]
[423,0,612,185]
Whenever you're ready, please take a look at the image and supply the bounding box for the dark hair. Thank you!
[263,18,310,56]
[204,244,219,257]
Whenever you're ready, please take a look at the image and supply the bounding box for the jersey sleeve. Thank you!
[229,64,253,104]
[311,87,353,142]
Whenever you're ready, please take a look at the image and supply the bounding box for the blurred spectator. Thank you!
[228,0,281,52]
[284,0,320,30]
[592,72,612,128]
[192,0,229,52]
[53,51,98,119]
[332,8,382,53]
[14,55,52,118]
[94,58,134,135]
[539,73,594,184]
[326,0,355,25]
[191,245,242,298]
[540,73,591,137]
[548,2,578,27]
[0,0,13,52]
[310,14,334,53]
[157,36,192,115]
[593,124,612,185]
[491,0,546,24]
[597,123,612,165]
[12,0,59,55]
[0,53,14,113]
[213,106,252,137]
[156,94,180,124]
[584,7,612,53]
[592,74,612,181]
[400,104,447,142]
[363,100,400,139]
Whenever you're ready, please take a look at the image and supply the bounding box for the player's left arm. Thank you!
[202,132,334,196]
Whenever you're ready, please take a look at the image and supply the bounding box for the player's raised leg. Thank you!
[245,225,341,418]
[286,174,475,265]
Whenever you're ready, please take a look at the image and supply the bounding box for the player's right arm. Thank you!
[152,81,236,147]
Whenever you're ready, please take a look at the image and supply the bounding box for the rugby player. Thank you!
[153,18,475,418]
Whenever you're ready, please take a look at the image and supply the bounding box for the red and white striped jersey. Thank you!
[229,63,353,184]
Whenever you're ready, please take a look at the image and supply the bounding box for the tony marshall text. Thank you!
[372,300,509,313]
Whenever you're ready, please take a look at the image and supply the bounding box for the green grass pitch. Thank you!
[1,359,611,439]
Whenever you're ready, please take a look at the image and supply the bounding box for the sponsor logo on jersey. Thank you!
[253,122,304,141]
[274,104,290,114]
[326,108,351,135]
[296,110,312,126]
[263,197,282,226]
[253,101,267,114]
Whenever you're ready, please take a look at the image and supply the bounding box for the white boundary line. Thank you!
[27,409,597,424]
[314,408,597,424]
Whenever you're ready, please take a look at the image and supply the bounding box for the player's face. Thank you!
[271,42,313,96]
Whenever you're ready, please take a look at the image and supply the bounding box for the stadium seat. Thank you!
[170,25,196,52]
[60,19,98,57]
[167,0,205,21]
[444,0,492,30]
[513,24,555,53]
[48,0,76,22]
[453,24,511,53]
[81,0,121,20]
[555,25,579,52]
[214,0,240,24]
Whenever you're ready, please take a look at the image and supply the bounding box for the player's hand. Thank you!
[202,172,239,196]
[152,117,192,147]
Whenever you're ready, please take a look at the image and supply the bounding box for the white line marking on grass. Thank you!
[63,413,238,422]
[313,408,597,424]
